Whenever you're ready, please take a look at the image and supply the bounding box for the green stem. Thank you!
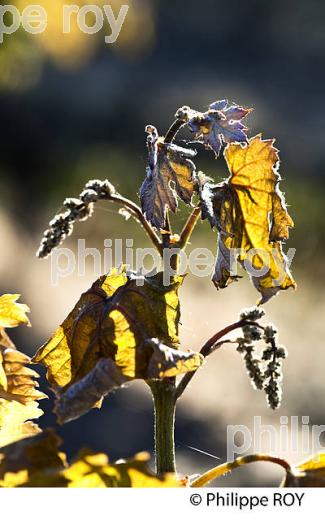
[150,380,177,475]
[179,206,201,249]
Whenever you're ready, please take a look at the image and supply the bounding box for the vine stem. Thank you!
[109,193,163,255]
[175,320,264,400]
[148,119,199,476]
[150,380,177,475]
[179,206,201,249]
[191,454,291,487]
[164,119,186,144]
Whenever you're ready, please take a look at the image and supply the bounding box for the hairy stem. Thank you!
[179,206,201,249]
[150,380,177,475]
[175,320,263,400]
[164,119,186,144]
[148,121,200,476]
[191,454,291,487]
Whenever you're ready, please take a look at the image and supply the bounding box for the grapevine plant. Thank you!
[0,99,323,487]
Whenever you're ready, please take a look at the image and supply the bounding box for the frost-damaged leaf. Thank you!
[145,338,203,378]
[54,341,203,423]
[0,294,30,328]
[282,454,325,487]
[0,431,184,487]
[0,294,47,447]
[140,125,197,229]
[200,135,296,304]
[33,269,203,423]
[177,100,252,157]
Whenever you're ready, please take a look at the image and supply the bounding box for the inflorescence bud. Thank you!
[240,306,265,322]
[37,179,116,259]
[237,309,287,410]
[237,341,264,391]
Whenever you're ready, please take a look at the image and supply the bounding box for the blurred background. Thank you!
[0,0,324,486]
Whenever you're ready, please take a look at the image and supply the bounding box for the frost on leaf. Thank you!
[140,125,197,229]
[0,430,184,487]
[200,135,296,304]
[0,295,47,448]
[55,341,203,424]
[33,269,203,423]
[176,99,252,157]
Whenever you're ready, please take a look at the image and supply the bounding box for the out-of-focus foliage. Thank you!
[0,0,155,91]
[200,135,296,303]
[0,295,46,448]
[33,269,203,423]
[0,430,183,487]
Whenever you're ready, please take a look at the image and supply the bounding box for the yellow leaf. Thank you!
[0,294,46,448]
[0,346,47,447]
[0,431,67,487]
[0,328,15,349]
[0,400,43,448]
[0,431,184,488]
[201,135,296,303]
[64,450,182,488]
[0,350,6,390]
[33,269,202,423]
[0,347,46,449]
[33,269,182,386]
[0,347,47,405]
[0,294,30,328]
[282,454,325,487]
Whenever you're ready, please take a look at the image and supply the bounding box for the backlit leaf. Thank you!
[0,430,66,487]
[282,454,325,487]
[200,135,296,303]
[0,347,46,405]
[54,341,203,423]
[0,401,43,449]
[0,296,47,447]
[0,346,47,447]
[178,100,252,157]
[0,294,30,328]
[140,125,197,229]
[64,450,182,488]
[33,269,203,423]
[0,431,184,488]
